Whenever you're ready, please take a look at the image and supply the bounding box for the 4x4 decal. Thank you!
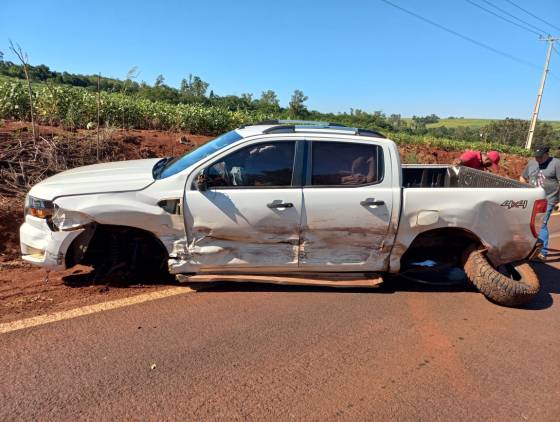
[501,200,528,209]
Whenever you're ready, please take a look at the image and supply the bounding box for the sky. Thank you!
[1,0,559,120]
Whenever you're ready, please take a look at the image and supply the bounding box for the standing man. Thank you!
[520,146,560,261]
[453,150,500,171]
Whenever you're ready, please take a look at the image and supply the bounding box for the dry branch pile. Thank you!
[0,130,127,197]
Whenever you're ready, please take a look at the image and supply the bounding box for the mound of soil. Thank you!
[0,196,24,261]
[399,145,528,179]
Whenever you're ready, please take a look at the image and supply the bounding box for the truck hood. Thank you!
[29,158,160,200]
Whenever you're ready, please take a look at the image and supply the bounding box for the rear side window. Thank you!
[310,142,383,186]
[205,141,295,188]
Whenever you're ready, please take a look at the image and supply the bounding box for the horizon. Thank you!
[1,0,559,120]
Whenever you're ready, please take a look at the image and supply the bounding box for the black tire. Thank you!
[462,248,540,307]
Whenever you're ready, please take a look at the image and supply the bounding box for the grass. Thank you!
[402,117,560,130]
[430,118,559,130]
[426,118,493,128]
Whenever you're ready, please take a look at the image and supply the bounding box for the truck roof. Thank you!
[235,120,387,139]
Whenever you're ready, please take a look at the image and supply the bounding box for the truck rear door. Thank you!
[299,139,396,271]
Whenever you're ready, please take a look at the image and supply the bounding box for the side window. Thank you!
[310,142,383,186]
[205,141,295,188]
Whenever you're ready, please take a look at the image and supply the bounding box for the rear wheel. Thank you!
[462,247,540,307]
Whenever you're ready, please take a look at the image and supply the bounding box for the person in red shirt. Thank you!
[453,150,500,171]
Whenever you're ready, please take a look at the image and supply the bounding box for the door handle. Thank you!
[360,198,385,206]
[267,201,294,209]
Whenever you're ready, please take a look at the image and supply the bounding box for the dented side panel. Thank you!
[179,189,303,272]
[389,187,546,272]
[299,186,396,271]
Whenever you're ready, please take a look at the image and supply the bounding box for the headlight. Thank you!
[51,206,93,231]
[24,195,54,219]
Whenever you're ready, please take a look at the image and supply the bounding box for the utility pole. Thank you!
[525,35,558,150]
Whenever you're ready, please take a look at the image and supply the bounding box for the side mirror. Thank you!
[195,171,208,191]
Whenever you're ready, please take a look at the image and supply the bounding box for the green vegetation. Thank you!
[426,118,494,128]
[0,79,270,134]
[0,60,558,154]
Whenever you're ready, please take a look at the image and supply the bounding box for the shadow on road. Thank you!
[193,265,560,311]
[523,262,560,310]
[62,269,181,289]
[193,275,477,295]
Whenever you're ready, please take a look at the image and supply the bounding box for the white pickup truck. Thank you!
[20,121,547,306]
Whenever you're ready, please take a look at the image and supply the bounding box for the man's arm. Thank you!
[520,164,529,183]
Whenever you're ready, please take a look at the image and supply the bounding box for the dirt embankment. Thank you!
[399,145,528,179]
[0,120,529,321]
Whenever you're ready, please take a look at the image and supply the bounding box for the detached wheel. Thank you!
[462,248,540,307]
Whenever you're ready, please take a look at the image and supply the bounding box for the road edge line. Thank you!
[0,286,195,335]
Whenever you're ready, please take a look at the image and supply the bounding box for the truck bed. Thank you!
[402,165,528,189]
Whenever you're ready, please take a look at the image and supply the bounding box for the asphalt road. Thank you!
[2,218,560,420]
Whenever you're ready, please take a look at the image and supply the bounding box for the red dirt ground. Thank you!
[0,121,529,321]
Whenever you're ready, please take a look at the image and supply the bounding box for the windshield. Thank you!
[156,130,243,179]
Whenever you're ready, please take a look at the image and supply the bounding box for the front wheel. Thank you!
[462,248,540,307]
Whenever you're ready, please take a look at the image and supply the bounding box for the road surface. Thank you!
[2,218,560,420]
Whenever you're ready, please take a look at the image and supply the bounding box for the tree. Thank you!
[288,89,308,119]
[258,90,280,113]
[481,118,559,147]
[388,113,404,130]
[180,74,209,97]
[155,74,165,87]
[9,40,36,142]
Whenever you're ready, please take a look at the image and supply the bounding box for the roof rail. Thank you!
[239,119,348,129]
[356,129,386,138]
[240,119,386,138]
[262,125,296,134]
[261,125,386,138]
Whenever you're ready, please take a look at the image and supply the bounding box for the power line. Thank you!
[379,0,541,70]
[478,0,549,35]
[465,0,542,36]
[504,0,560,33]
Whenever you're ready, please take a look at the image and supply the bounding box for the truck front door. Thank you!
[299,140,394,271]
[183,140,303,271]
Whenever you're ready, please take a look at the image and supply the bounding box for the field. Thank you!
[401,117,560,130]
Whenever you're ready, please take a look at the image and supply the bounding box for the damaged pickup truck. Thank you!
[20,120,547,306]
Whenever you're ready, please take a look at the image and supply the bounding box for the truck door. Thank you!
[299,140,394,271]
[182,140,303,271]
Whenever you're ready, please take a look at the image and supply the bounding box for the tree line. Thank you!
[0,60,309,118]
[1,59,558,148]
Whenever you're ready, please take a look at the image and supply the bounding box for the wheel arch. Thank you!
[399,227,485,270]
[65,223,169,271]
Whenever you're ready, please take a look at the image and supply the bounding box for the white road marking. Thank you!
[0,286,196,335]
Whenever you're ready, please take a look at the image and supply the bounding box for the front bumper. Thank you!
[19,216,84,270]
